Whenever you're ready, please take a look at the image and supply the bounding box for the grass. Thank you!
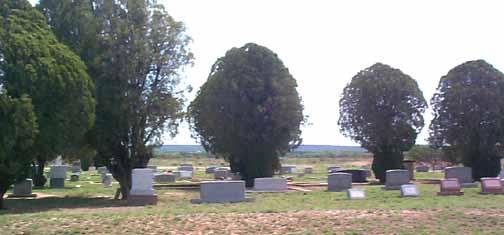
[1,155,504,234]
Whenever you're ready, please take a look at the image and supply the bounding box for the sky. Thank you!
[30,0,504,146]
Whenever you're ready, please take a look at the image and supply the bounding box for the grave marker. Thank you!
[9,179,36,197]
[416,166,429,172]
[347,188,365,199]
[444,167,478,187]
[49,165,67,188]
[400,184,419,197]
[128,168,157,205]
[480,177,504,194]
[253,178,288,192]
[103,173,113,187]
[191,181,253,203]
[383,169,410,190]
[438,178,464,196]
[303,167,313,174]
[327,173,352,192]
[154,173,176,183]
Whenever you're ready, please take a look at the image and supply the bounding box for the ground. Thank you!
[1,154,504,234]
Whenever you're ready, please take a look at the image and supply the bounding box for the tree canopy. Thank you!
[38,0,193,198]
[188,43,304,186]
[0,0,95,186]
[429,60,504,180]
[339,63,427,182]
[0,93,38,209]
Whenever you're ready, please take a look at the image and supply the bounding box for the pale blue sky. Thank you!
[30,0,504,146]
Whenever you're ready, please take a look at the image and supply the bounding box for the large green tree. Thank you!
[339,63,427,182]
[0,93,37,209]
[0,0,95,186]
[188,43,304,187]
[38,0,193,198]
[429,60,504,180]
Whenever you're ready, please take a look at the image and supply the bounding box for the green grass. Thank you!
[1,156,504,234]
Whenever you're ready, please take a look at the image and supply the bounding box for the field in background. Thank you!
[2,152,504,234]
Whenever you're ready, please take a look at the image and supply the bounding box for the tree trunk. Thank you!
[33,158,47,187]
[0,187,6,209]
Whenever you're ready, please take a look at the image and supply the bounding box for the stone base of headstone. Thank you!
[127,194,158,206]
[8,193,37,198]
[70,174,79,182]
[50,178,65,188]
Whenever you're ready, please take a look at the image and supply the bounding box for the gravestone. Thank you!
[88,166,96,172]
[303,167,313,174]
[433,165,446,171]
[147,166,158,173]
[178,170,193,179]
[383,170,410,190]
[97,166,108,175]
[128,168,157,205]
[178,164,194,172]
[191,181,253,203]
[444,167,477,187]
[480,177,504,194]
[253,178,288,192]
[11,179,35,197]
[214,168,230,180]
[498,171,504,179]
[70,173,80,182]
[103,173,113,187]
[400,184,419,197]
[206,166,218,174]
[71,163,81,173]
[154,173,176,183]
[327,166,341,173]
[438,178,464,196]
[346,188,365,200]
[416,166,429,172]
[49,165,67,188]
[338,169,368,183]
[327,173,352,192]
[280,165,297,174]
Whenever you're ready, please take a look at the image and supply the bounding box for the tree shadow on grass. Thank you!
[1,196,128,214]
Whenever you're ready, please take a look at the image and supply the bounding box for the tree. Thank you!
[339,63,427,182]
[37,0,194,199]
[188,43,305,187]
[0,93,38,209]
[429,60,504,180]
[0,0,95,187]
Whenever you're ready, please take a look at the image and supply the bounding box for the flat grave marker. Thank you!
[400,184,419,197]
[347,188,365,200]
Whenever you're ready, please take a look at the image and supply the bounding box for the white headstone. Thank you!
[49,165,67,179]
[178,170,193,179]
[400,184,419,197]
[103,173,113,187]
[347,188,365,199]
[129,168,155,196]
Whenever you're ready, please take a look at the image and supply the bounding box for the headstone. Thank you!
[88,166,96,172]
[280,165,297,174]
[191,181,253,203]
[70,173,80,182]
[416,166,429,172]
[154,173,176,183]
[433,165,446,171]
[444,167,477,187]
[327,166,341,173]
[178,170,193,179]
[206,166,218,174]
[71,163,81,173]
[214,168,230,180]
[383,169,410,190]
[498,171,504,180]
[103,173,113,187]
[128,168,157,205]
[438,178,464,196]
[97,166,109,175]
[346,188,365,199]
[338,169,368,183]
[147,166,158,173]
[177,164,194,171]
[400,184,419,197]
[327,173,352,192]
[303,167,313,174]
[49,165,67,188]
[11,179,35,197]
[253,178,288,192]
[480,177,504,194]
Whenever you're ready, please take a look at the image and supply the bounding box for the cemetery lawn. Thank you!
[1,156,504,234]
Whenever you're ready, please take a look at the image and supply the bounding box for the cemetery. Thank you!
[2,154,504,234]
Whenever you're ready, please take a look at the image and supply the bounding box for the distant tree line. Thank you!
[1,0,503,209]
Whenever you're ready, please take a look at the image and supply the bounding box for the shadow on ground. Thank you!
[1,196,127,214]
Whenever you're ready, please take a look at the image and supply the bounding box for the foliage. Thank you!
[0,93,38,209]
[188,43,304,186]
[404,145,445,166]
[339,63,427,182]
[38,0,193,198]
[0,0,95,187]
[429,60,504,180]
